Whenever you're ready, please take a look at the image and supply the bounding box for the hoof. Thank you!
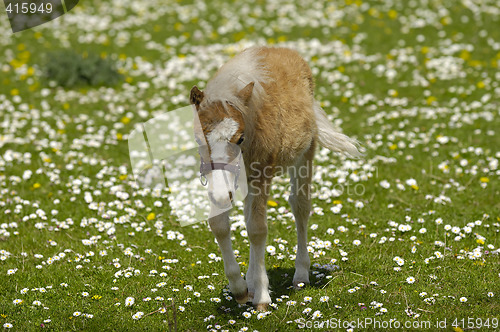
[234,289,249,304]
[255,303,268,312]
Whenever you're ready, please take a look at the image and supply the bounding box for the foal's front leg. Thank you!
[245,179,272,311]
[208,210,248,303]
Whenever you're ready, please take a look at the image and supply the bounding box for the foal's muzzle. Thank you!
[199,161,241,191]
[199,159,241,209]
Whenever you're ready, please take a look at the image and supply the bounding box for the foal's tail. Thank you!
[314,102,362,158]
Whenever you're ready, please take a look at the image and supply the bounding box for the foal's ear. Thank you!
[237,82,254,104]
[190,86,204,107]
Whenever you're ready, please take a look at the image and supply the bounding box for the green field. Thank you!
[0,0,499,330]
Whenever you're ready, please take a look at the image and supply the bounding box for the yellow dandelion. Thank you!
[174,22,183,31]
[233,31,246,42]
[440,17,451,25]
[147,213,155,221]
[388,9,397,19]
[267,200,278,207]
[459,50,470,61]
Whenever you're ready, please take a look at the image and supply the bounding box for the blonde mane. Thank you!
[202,47,271,114]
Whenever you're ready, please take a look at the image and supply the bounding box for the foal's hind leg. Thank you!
[208,210,248,303]
[288,142,315,288]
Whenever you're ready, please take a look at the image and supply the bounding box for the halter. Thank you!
[199,153,242,191]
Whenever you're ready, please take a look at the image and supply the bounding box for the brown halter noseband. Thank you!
[199,155,241,190]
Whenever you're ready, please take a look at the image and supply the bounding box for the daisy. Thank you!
[406,276,415,284]
[459,297,467,302]
[311,310,322,319]
[125,297,135,307]
[132,312,144,320]
[266,246,276,255]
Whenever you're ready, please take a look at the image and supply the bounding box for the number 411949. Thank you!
[5,2,53,14]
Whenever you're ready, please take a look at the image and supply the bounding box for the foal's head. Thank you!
[190,82,253,209]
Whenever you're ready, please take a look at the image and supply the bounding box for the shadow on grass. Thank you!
[187,266,341,322]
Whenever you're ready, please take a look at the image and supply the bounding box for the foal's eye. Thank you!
[236,135,244,145]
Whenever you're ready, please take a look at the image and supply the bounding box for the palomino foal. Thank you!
[189,46,360,311]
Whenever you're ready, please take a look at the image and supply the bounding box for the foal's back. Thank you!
[249,47,317,168]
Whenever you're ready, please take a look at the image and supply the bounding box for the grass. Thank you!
[0,0,499,331]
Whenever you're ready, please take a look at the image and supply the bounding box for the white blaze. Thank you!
[206,118,239,208]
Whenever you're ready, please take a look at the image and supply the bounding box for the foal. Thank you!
[189,46,360,311]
